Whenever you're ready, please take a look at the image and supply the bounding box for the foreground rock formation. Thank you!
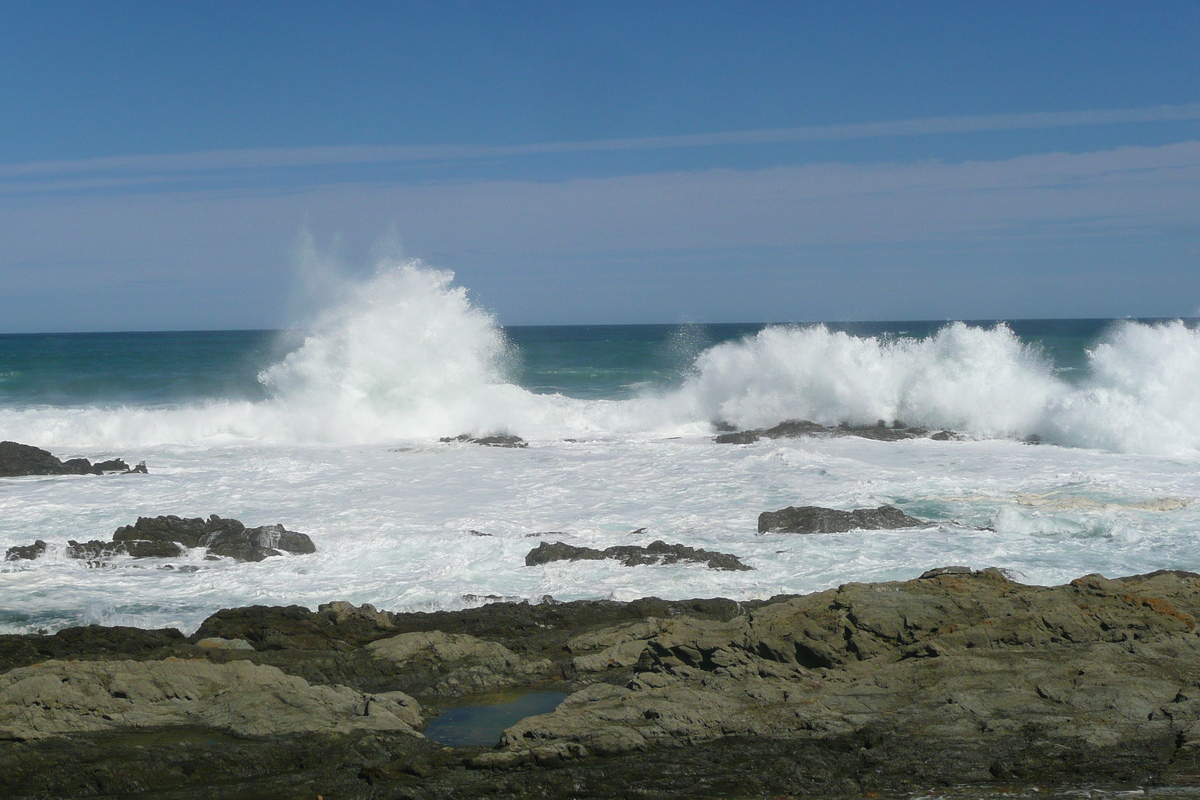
[4,568,1200,798]
[4,514,316,563]
[0,441,147,478]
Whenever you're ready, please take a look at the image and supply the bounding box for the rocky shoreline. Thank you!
[4,568,1200,798]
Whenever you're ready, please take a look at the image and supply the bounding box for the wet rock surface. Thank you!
[715,419,950,444]
[758,504,928,534]
[525,539,754,571]
[3,540,47,561]
[439,433,528,448]
[4,569,1200,797]
[0,441,147,478]
[5,514,316,564]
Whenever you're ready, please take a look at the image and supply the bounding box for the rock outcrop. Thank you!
[113,514,316,561]
[4,514,316,563]
[495,568,1200,776]
[715,419,950,444]
[0,441,146,478]
[364,631,554,697]
[525,540,753,571]
[4,570,1200,798]
[0,658,420,740]
[758,504,927,533]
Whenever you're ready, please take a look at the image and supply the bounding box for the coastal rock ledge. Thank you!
[4,568,1200,798]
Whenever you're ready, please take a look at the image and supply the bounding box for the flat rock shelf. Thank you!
[4,568,1200,798]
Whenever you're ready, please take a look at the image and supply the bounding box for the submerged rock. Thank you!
[525,539,753,571]
[758,504,927,533]
[0,441,147,477]
[439,433,528,448]
[715,419,950,444]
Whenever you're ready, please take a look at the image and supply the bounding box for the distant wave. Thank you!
[2,259,1199,456]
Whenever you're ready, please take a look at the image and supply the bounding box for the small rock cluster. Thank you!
[4,514,316,564]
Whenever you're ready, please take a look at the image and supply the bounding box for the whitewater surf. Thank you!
[2,258,1198,634]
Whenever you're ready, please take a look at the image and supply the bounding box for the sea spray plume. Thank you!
[676,322,1065,435]
[1045,320,1200,455]
[257,259,525,441]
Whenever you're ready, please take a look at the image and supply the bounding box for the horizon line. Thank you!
[3,315,1195,337]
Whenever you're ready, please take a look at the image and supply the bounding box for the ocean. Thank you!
[2,261,1199,635]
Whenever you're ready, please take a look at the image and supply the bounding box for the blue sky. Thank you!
[1,1,1198,331]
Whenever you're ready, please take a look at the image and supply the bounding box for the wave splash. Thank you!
[2,258,1199,456]
[678,322,1064,436]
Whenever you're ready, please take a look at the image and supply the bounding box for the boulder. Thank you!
[525,540,753,571]
[758,504,926,533]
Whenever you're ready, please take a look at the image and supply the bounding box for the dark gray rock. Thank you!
[63,540,127,560]
[6,515,315,567]
[758,504,927,534]
[203,522,316,562]
[114,515,316,562]
[0,442,71,476]
[4,540,48,561]
[0,441,146,477]
[439,433,528,448]
[715,419,936,444]
[113,515,214,548]
[525,539,753,571]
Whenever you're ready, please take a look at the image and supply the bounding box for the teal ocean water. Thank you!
[2,262,1200,635]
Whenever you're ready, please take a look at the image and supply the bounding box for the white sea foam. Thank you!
[1044,320,1200,455]
[673,322,1064,435]
[0,258,1198,456]
[2,433,1197,635]
[4,258,1200,633]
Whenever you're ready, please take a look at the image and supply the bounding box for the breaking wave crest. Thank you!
[2,259,1199,456]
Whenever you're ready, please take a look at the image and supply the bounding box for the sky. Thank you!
[1,1,1198,331]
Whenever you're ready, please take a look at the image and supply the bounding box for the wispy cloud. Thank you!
[2,138,1198,329]
[1,103,1198,187]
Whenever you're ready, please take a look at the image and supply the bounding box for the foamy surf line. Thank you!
[2,259,1199,456]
